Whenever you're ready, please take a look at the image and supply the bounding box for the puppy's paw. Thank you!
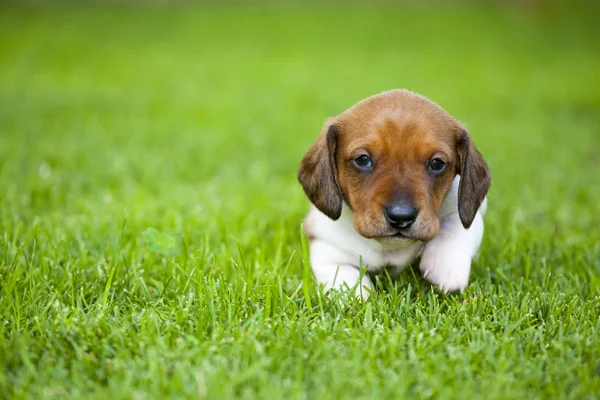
[419,242,471,293]
[326,281,373,302]
[313,262,374,301]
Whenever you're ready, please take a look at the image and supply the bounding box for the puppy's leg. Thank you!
[419,210,484,293]
[313,263,374,299]
[309,240,373,299]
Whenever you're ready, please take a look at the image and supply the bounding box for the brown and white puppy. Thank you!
[298,89,491,297]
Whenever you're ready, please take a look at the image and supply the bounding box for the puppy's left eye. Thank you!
[353,155,373,170]
[428,158,447,176]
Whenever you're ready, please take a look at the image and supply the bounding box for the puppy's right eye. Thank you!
[353,155,373,170]
[428,158,447,176]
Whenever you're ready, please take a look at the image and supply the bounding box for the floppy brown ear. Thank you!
[456,129,491,229]
[298,120,343,220]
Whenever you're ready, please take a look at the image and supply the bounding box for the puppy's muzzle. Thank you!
[383,202,419,230]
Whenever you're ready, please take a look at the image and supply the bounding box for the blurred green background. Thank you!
[1,1,599,399]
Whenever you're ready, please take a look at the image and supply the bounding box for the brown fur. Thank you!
[298,90,490,241]
[298,119,342,220]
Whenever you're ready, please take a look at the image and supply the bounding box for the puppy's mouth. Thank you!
[354,216,438,244]
[373,231,420,247]
[390,231,411,238]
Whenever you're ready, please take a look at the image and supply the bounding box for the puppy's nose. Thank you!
[384,203,419,229]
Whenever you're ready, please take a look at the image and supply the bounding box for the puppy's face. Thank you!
[299,90,490,246]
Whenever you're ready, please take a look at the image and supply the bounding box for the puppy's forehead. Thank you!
[337,90,458,155]
[342,89,451,118]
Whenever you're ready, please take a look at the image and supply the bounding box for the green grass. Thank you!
[1,3,599,399]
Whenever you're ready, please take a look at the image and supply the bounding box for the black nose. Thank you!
[384,203,419,229]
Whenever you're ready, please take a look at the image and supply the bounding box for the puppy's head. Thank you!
[298,89,490,246]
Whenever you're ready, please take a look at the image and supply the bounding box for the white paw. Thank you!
[313,263,374,301]
[326,280,373,301]
[420,241,472,293]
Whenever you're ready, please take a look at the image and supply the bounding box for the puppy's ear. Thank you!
[456,129,491,228]
[298,120,343,220]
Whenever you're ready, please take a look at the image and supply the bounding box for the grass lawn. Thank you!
[1,3,599,399]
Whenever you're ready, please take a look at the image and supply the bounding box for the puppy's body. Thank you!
[305,176,487,296]
[298,90,491,296]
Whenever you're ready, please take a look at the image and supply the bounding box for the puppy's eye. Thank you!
[353,155,373,170]
[428,158,447,176]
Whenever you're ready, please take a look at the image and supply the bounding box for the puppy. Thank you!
[298,89,491,297]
